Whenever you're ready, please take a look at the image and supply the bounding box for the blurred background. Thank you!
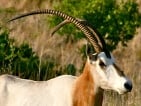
[0,0,141,106]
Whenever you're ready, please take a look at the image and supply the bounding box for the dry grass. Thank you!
[0,0,141,106]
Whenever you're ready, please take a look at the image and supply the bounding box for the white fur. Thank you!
[0,74,76,106]
[90,52,132,94]
[0,52,132,106]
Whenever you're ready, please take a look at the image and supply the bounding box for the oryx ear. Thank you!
[85,43,98,61]
[86,43,95,56]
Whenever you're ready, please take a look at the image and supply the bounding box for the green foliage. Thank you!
[49,0,141,50]
[0,28,76,80]
[0,29,53,80]
[64,64,76,75]
[0,30,38,77]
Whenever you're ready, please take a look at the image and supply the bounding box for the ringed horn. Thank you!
[8,9,110,57]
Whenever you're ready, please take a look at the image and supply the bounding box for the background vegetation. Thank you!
[0,0,141,106]
[50,0,141,50]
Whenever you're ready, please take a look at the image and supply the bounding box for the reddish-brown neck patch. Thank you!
[72,61,103,106]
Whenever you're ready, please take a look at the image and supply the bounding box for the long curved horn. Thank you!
[84,23,111,58]
[50,20,70,36]
[48,19,111,58]
[8,9,103,53]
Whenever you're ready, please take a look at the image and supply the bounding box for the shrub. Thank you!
[0,28,57,80]
[49,0,141,50]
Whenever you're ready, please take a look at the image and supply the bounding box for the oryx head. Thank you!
[8,9,132,94]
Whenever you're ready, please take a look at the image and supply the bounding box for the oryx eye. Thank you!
[89,54,98,61]
[99,60,106,68]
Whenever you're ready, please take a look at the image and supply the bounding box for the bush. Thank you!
[49,0,141,50]
[0,28,77,80]
[0,28,56,80]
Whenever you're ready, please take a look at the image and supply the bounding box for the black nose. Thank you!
[124,82,132,91]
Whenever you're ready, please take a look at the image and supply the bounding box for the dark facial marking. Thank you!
[113,64,125,76]
[99,59,106,69]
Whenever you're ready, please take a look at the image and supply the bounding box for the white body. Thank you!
[0,52,132,106]
[0,74,76,106]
